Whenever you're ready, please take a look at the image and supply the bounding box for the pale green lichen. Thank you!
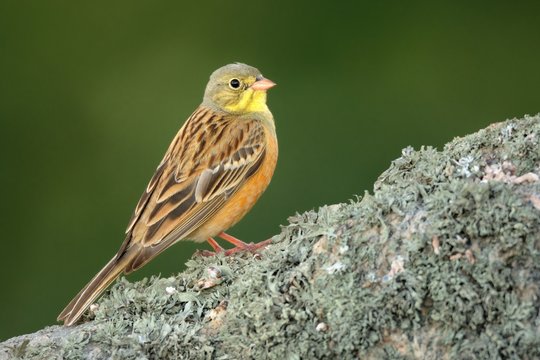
[1,115,539,359]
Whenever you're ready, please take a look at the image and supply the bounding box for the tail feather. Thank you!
[57,252,133,326]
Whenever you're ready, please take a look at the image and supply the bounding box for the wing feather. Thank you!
[117,106,267,271]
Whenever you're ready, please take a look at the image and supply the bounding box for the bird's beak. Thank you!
[251,77,276,91]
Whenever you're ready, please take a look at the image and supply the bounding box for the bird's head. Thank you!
[202,63,276,114]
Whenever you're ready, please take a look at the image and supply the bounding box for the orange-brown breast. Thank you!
[188,123,278,241]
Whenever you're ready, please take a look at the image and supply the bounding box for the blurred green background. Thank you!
[1,1,539,340]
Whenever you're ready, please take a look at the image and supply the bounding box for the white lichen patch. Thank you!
[165,286,177,295]
[338,244,349,255]
[207,266,222,279]
[89,303,99,314]
[324,262,347,274]
[453,155,477,177]
[500,123,516,140]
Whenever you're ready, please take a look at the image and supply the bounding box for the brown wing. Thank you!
[117,106,266,272]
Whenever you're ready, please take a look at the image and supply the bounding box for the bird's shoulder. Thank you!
[167,107,267,183]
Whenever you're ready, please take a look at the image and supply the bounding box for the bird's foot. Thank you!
[223,238,273,256]
[197,233,272,257]
[196,249,220,257]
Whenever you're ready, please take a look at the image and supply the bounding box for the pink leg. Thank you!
[207,237,224,252]
[197,237,225,257]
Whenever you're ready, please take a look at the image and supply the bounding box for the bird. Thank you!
[57,63,278,326]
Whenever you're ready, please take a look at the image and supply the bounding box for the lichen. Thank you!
[1,115,539,359]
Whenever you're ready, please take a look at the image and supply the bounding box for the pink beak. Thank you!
[251,77,276,91]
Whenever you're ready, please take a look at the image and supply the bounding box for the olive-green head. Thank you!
[202,63,276,114]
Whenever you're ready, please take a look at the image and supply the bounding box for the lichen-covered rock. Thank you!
[1,115,539,359]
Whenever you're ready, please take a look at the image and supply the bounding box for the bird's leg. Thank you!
[218,232,272,256]
[197,237,225,257]
[207,237,224,252]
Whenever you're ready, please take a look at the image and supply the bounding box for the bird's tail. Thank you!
[57,251,133,326]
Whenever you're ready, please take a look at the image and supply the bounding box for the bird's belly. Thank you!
[188,138,278,242]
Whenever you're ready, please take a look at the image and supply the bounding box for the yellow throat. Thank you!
[224,88,269,114]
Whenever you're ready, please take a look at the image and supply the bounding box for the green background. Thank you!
[1,1,539,340]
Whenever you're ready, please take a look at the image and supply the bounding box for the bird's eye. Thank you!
[229,78,241,89]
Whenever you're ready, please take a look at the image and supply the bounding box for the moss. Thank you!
[1,115,539,359]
